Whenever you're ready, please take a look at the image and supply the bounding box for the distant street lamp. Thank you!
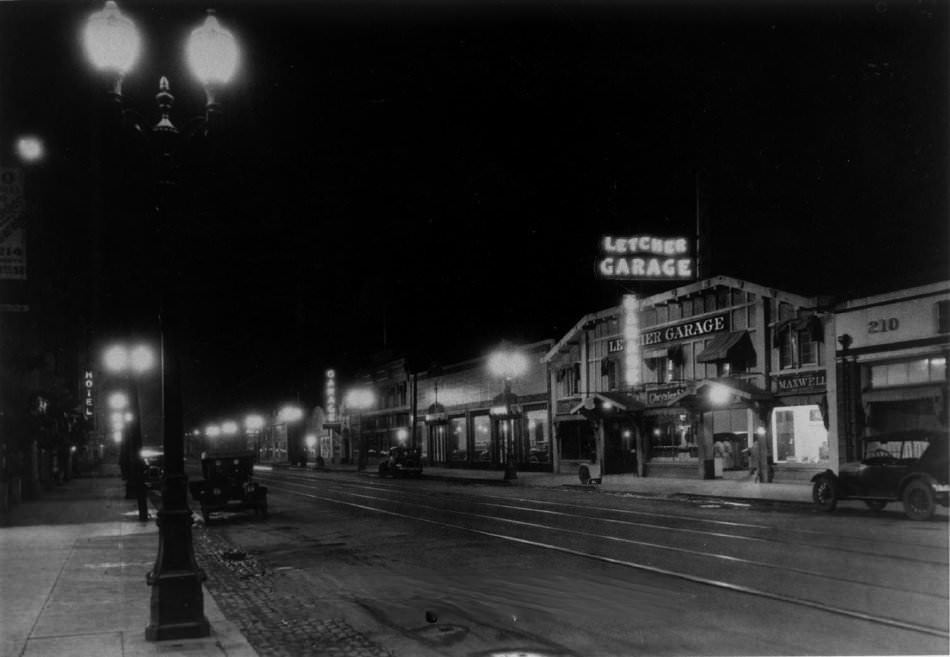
[103,342,154,517]
[489,346,528,480]
[344,388,375,471]
[82,1,240,641]
[15,135,45,163]
[245,414,264,459]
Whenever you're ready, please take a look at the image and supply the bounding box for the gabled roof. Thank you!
[667,377,775,410]
[641,275,817,310]
[542,306,619,363]
[543,276,821,365]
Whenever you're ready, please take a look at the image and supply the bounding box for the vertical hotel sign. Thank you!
[83,370,96,427]
[0,168,27,279]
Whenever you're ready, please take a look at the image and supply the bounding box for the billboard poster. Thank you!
[0,168,26,280]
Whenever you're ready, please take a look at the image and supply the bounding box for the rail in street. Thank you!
[250,469,949,643]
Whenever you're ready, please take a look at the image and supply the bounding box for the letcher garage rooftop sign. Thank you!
[596,235,693,281]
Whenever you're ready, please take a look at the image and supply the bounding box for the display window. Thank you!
[472,414,491,462]
[558,421,595,461]
[525,408,550,464]
[448,416,468,462]
[770,404,830,465]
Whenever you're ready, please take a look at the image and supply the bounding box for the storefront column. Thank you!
[635,425,645,477]
[595,419,606,469]
[755,405,772,483]
[696,411,715,479]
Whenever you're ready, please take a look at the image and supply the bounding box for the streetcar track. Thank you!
[267,478,947,600]
[258,471,950,565]
[261,480,950,639]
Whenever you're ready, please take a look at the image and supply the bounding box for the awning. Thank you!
[696,331,753,363]
[569,391,645,416]
[643,347,667,360]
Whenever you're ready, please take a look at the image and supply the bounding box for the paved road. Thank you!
[199,468,949,657]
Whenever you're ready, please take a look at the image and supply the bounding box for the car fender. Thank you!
[811,469,837,484]
[898,472,940,497]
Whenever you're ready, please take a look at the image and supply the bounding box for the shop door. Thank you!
[603,418,637,474]
[428,424,447,465]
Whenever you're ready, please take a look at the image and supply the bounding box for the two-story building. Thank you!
[832,281,949,461]
[544,276,835,482]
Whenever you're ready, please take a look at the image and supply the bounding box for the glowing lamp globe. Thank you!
[16,136,45,163]
[186,12,240,85]
[129,345,155,373]
[108,391,129,410]
[82,1,141,75]
[103,345,129,372]
[221,421,238,435]
[707,383,732,407]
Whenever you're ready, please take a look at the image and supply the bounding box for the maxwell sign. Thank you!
[641,313,729,346]
[774,371,827,392]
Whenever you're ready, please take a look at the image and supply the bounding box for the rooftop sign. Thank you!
[596,235,694,281]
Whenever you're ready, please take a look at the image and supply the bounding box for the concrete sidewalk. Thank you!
[293,461,815,505]
[0,476,257,657]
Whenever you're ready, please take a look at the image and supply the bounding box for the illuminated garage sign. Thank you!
[597,235,694,280]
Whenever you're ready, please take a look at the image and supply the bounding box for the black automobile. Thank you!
[139,447,164,489]
[189,450,268,521]
[812,429,949,520]
[378,446,423,478]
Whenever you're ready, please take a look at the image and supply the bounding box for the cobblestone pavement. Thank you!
[194,528,394,657]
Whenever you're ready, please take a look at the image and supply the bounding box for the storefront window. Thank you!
[472,414,491,462]
[558,421,594,460]
[448,416,467,462]
[526,408,550,464]
[771,405,829,465]
[647,415,694,460]
[870,357,947,388]
[798,330,818,364]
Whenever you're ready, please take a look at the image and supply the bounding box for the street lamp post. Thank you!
[344,388,375,471]
[103,342,155,520]
[82,1,240,642]
[488,347,528,481]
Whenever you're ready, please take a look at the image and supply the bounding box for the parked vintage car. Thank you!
[189,450,268,521]
[139,447,164,489]
[378,446,423,478]
[811,429,949,520]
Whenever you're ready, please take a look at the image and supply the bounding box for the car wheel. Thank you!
[579,465,591,485]
[902,479,936,521]
[812,475,838,512]
[864,500,888,512]
[378,463,389,477]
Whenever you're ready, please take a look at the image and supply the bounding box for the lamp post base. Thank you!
[145,500,209,641]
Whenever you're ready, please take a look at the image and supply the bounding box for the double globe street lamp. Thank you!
[82,1,240,642]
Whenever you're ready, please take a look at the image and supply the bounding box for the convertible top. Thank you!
[862,429,947,443]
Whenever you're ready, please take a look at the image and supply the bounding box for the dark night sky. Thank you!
[1,0,947,427]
